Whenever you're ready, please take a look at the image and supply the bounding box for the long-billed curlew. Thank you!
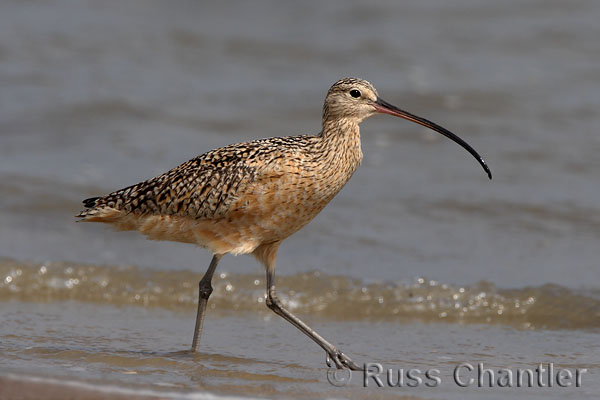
[76,78,491,370]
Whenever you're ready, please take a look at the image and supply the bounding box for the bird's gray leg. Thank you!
[191,254,222,352]
[265,268,361,371]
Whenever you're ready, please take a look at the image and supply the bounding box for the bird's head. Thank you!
[323,77,492,179]
[323,78,380,124]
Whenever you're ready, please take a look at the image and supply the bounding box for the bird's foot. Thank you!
[325,348,362,371]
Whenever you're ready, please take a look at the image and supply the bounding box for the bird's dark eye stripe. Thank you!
[349,89,361,98]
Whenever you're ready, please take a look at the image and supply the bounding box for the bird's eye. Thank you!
[349,89,361,98]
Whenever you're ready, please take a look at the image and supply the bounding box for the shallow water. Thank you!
[2,298,599,399]
[1,0,599,399]
[2,260,600,330]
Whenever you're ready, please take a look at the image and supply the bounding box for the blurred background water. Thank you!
[0,0,599,399]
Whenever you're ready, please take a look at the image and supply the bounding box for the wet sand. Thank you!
[0,375,173,400]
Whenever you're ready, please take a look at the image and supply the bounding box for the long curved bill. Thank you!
[374,98,492,179]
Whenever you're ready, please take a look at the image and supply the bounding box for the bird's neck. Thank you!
[320,117,361,145]
[317,118,363,174]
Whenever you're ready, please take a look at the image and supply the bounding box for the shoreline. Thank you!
[0,373,225,400]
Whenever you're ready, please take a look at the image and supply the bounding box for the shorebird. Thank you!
[76,78,491,370]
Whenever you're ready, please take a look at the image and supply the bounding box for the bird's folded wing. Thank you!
[77,153,260,220]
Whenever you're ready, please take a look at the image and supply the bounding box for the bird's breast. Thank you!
[223,146,361,244]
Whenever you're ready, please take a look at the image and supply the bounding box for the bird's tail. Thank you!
[75,196,121,222]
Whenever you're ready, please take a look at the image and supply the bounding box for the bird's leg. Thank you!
[191,254,222,352]
[265,267,362,371]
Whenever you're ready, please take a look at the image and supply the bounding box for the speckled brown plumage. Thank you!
[77,78,371,256]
